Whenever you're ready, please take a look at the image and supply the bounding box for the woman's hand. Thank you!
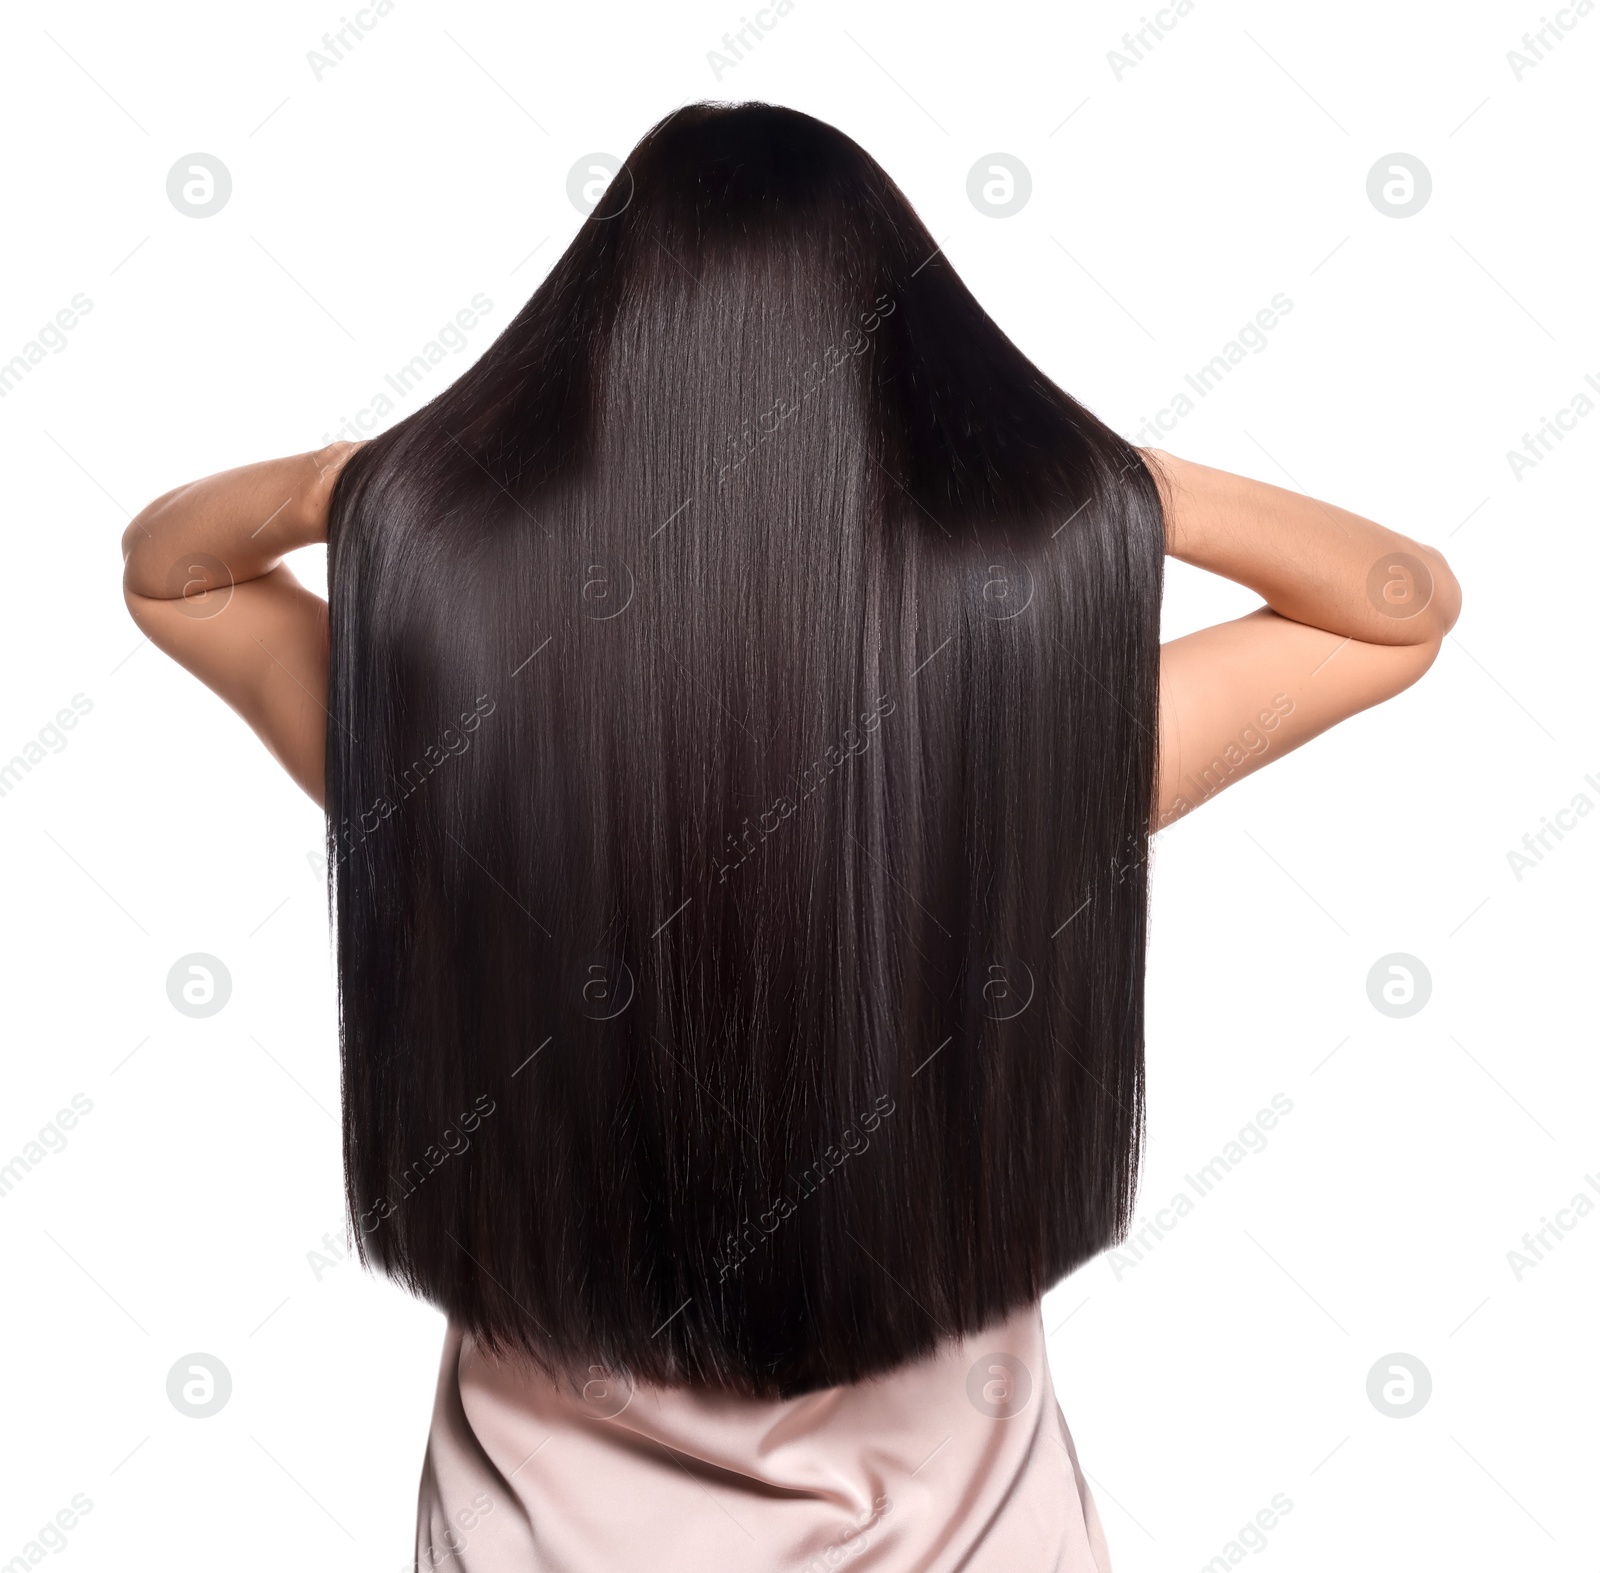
[307,440,364,541]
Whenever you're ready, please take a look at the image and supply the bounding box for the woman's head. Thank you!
[326,101,1163,1396]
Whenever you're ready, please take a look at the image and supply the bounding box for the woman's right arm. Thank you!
[1145,450,1462,829]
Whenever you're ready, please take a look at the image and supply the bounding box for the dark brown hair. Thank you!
[326,101,1163,1397]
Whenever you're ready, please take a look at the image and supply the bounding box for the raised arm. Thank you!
[1146,450,1461,829]
[120,443,361,806]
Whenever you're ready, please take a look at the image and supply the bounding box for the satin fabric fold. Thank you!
[415,1300,1110,1572]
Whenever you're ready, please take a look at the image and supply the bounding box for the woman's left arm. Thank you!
[120,442,362,806]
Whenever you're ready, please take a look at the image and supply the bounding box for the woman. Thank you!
[122,103,1459,1570]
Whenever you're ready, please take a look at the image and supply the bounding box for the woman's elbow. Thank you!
[1418,544,1462,641]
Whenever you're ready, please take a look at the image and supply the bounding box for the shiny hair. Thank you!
[326,101,1163,1397]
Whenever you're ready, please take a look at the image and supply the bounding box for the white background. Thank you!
[1,0,1594,1567]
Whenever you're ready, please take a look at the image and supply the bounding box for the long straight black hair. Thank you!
[326,101,1164,1397]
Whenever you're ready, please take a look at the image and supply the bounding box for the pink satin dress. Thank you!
[414,1300,1111,1571]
